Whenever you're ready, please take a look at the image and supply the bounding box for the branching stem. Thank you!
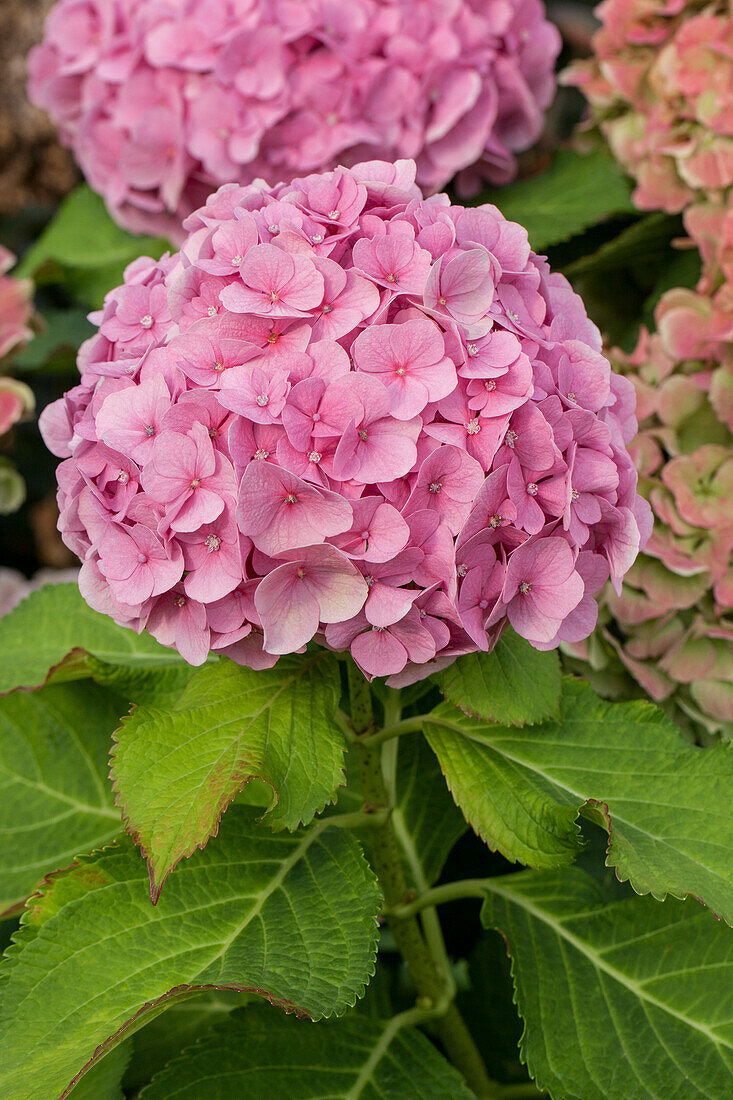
[386,879,490,920]
[346,660,497,1100]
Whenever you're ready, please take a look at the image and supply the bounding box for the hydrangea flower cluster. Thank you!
[39,159,648,680]
[566,1,733,214]
[566,210,733,738]
[28,0,560,240]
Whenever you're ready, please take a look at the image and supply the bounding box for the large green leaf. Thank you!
[562,212,679,280]
[424,678,733,920]
[111,653,345,898]
[0,584,183,693]
[140,1005,473,1099]
[481,868,733,1100]
[0,682,121,914]
[434,630,561,726]
[17,185,169,307]
[481,149,636,251]
[0,806,380,1100]
[390,734,466,890]
[68,1042,131,1100]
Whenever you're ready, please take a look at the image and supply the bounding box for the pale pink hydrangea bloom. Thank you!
[567,208,733,737]
[29,0,560,240]
[40,159,647,681]
[565,1,733,214]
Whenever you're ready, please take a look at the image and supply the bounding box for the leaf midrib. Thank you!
[484,879,732,1051]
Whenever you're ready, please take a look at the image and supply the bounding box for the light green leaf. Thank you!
[0,806,380,1100]
[434,630,561,726]
[425,678,733,919]
[0,584,184,693]
[0,682,122,915]
[111,653,345,898]
[17,186,169,307]
[140,1004,473,1099]
[391,734,466,890]
[68,1041,131,1100]
[481,868,733,1100]
[480,149,636,251]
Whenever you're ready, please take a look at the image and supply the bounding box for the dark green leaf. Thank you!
[111,653,345,897]
[12,308,94,373]
[480,149,635,251]
[562,213,679,280]
[0,682,122,914]
[0,584,184,693]
[140,1005,473,1099]
[434,631,561,726]
[16,186,169,307]
[481,868,733,1100]
[425,678,733,919]
[0,806,380,1100]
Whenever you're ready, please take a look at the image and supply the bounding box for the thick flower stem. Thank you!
[346,661,496,1099]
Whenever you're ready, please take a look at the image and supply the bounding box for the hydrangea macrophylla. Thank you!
[565,210,733,739]
[29,0,560,240]
[565,1,733,215]
[39,158,648,681]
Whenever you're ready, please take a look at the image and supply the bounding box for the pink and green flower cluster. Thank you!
[567,211,733,737]
[566,0,733,214]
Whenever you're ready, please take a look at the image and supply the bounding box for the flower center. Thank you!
[268,225,278,233]
[144,424,155,437]
[269,291,280,303]
[489,513,502,528]
[396,366,406,376]
[429,481,442,494]
[519,581,532,594]
[571,488,579,501]
[255,394,269,407]
[205,534,221,552]
[485,380,496,391]
[467,343,479,357]
[527,482,538,496]
[174,595,186,608]
[365,575,375,587]
[466,418,481,435]
[140,314,154,329]
[507,310,519,323]
[285,493,298,504]
[322,304,333,313]
[267,331,279,344]
[297,566,307,578]
[312,234,324,244]
[567,391,577,402]
[328,210,339,220]
[385,273,398,283]
[308,451,322,463]
[213,360,224,372]
[118,471,130,484]
[254,448,269,460]
[189,478,201,490]
[231,255,242,266]
[457,563,468,577]
[358,429,368,442]
[207,305,218,316]
[505,429,518,447]
[438,296,447,305]
[137,553,147,563]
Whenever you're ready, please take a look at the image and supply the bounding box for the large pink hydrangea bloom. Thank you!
[566,1,733,214]
[28,0,560,240]
[39,159,649,681]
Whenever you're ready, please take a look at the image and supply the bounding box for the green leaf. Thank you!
[68,1041,131,1100]
[111,653,345,898]
[562,212,679,280]
[0,682,122,915]
[0,806,380,1100]
[480,149,636,251]
[11,307,95,374]
[391,733,467,889]
[16,186,169,307]
[140,1004,474,1099]
[434,630,561,726]
[425,678,733,919]
[0,584,184,693]
[481,868,733,1100]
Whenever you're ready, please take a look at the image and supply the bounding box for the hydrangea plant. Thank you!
[28,0,560,239]
[40,159,649,674]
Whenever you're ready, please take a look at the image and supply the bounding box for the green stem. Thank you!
[346,661,496,1099]
[386,879,489,920]
[358,715,426,747]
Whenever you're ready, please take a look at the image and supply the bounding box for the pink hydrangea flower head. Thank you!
[40,159,645,679]
[565,1,733,215]
[29,0,561,240]
[0,248,34,364]
[566,227,733,737]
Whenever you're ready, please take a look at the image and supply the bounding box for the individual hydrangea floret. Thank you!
[28,0,560,240]
[565,1,733,214]
[40,158,649,681]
